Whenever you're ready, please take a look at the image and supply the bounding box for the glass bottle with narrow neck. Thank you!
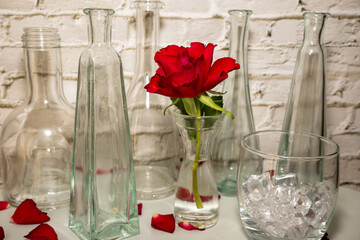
[127,1,179,200]
[211,10,257,196]
[279,12,330,182]
[69,8,139,239]
[282,12,330,137]
[0,28,74,209]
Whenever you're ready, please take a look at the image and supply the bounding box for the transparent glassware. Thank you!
[127,1,179,200]
[280,12,330,182]
[69,8,139,240]
[173,110,223,229]
[282,12,330,136]
[211,10,256,197]
[238,130,339,240]
[0,27,74,209]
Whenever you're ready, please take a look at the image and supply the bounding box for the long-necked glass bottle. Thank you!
[127,1,179,200]
[211,10,256,196]
[282,12,330,137]
[279,12,330,182]
[0,27,74,209]
[69,8,139,239]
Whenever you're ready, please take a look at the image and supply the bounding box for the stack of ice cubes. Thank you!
[241,172,332,239]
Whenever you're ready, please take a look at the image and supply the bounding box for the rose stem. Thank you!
[193,98,203,209]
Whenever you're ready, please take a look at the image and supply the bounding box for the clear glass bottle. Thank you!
[211,10,256,196]
[127,1,179,200]
[173,111,223,229]
[282,12,330,137]
[0,28,74,209]
[279,12,330,182]
[69,8,139,239]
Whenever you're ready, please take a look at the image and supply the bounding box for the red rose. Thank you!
[145,42,240,98]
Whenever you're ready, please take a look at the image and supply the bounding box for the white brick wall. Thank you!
[0,0,359,190]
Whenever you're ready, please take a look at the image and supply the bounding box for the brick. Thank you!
[0,108,13,126]
[332,134,360,156]
[61,47,84,74]
[0,48,23,72]
[162,0,211,14]
[4,78,26,101]
[327,107,348,131]
[301,0,360,13]
[0,0,35,9]
[270,19,302,45]
[213,0,299,14]
[340,159,360,183]
[39,0,126,10]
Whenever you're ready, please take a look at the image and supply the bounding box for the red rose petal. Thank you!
[151,213,175,233]
[176,187,215,203]
[0,226,5,240]
[187,42,205,60]
[24,224,58,240]
[178,221,205,231]
[0,201,10,211]
[10,199,50,224]
[266,170,275,178]
[137,203,142,215]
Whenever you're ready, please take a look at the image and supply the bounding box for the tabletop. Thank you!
[0,187,359,240]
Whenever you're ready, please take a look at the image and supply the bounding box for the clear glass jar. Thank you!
[238,130,339,240]
[211,10,257,197]
[68,8,139,240]
[173,110,223,229]
[127,1,179,200]
[0,27,74,209]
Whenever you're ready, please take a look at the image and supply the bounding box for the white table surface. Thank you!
[0,187,359,240]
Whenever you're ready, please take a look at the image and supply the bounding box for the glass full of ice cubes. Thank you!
[237,130,339,240]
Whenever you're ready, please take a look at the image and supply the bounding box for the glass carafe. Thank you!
[211,10,257,196]
[127,1,179,200]
[69,8,139,239]
[0,27,74,209]
[279,12,330,182]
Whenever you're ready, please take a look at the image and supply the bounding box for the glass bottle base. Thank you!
[5,190,70,210]
[174,198,219,229]
[217,179,237,197]
[135,166,175,200]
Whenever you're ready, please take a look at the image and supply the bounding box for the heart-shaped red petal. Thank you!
[24,224,58,240]
[178,221,205,231]
[137,203,143,215]
[0,201,10,211]
[10,199,50,224]
[0,226,5,240]
[151,213,175,233]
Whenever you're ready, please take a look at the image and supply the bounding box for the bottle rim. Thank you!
[131,0,164,10]
[22,27,61,48]
[303,11,331,18]
[83,8,115,16]
[228,9,253,16]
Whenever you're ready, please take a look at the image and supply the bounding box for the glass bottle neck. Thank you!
[22,28,66,105]
[132,1,163,83]
[84,8,114,46]
[302,12,330,45]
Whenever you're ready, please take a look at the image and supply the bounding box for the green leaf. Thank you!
[163,98,180,115]
[198,93,234,119]
[207,90,227,95]
[170,98,187,115]
[182,98,197,116]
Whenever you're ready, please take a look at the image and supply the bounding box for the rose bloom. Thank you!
[145,42,240,98]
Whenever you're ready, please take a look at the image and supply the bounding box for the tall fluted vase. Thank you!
[279,12,330,182]
[127,1,179,200]
[211,10,257,196]
[69,8,139,239]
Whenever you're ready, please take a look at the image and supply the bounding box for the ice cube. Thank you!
[265,224,286,238]
[285,222,309,239]
[292,188,312,216]
[242,172,272,202]
[273,173,299,188]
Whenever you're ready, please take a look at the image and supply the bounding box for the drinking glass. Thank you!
[238,130,339,240]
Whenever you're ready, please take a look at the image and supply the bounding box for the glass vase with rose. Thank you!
[145,42,239,228]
